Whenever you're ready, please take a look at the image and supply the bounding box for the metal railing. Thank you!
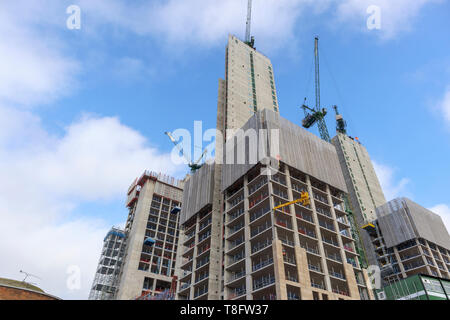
[283,255,296,265]
[298,227,316,238]
[253,275,275,290]
[250,206,271,222]
[251,222,272,238]
[229,237,245,251]
[248,177,268,196]
[308,264,322,273]
[326,251,342,262]
[229,252,245,265]
[322,237,339,247]
[229,270,246,282]
[252,239,272,254]
[271,175,286,186]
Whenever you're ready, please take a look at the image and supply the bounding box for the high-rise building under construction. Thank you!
[114,171,185,300]
[365,198,450,284]
[175,34,280,300]
[332,132,386,267]
[175,32,374,300]
[220,35,279,135]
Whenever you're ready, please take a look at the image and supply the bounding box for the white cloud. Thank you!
[111,57,156,83]
[74,0,441,51]
[76,0,309,53]
[0,105,183,299]
[439,87,450,126]
[335,0,441,39]
[372,160,410,201]
[0,1,78,106]
[428,204,450,234]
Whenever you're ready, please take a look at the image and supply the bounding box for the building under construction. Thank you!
[89,227,126,300]
[220,110,373,300]
[114,171,185,300]
[176,108,375,300]
[175,30,282,300]
[363,197,450,285]
[332,130,386,268]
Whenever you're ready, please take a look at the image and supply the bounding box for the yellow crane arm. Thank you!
[273,191,310,211]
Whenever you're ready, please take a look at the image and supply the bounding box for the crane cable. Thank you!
[319,44,360,138]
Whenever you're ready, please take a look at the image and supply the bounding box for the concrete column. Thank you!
[326,185,348,265]
[306,175,331,291]
[362,269,375,300]
[393,247,407,278]
[285,166,304,287]
[174,226,185,300]
[295,247,311,288]
[300,288,314,300]
[267,167,276,242]
[272,239,287,300]
[436,248,449,275]
[243,175,253,300]
[208,162,225,299]
[425,240,442,277]
[326,185,355,297]
[343,262,359,300]
[285,166,300,247]
[189,214,199,300]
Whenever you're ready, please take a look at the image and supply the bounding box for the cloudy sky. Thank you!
[0,0,449,299]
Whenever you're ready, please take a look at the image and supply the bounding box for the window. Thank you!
[313,291,320,300]
[322,294,328,300]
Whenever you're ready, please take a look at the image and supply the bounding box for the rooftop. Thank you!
[0,277,44,293]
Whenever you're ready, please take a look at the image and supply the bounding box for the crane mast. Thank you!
[245,0,255,47]
[314,37,321,115]
[301,36,331,143]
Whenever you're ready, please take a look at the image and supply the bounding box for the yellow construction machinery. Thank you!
[273,191,310,212]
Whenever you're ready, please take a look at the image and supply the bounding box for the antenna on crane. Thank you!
[165,131,207,173]
[245,0,255,48]
[301,36,331,142]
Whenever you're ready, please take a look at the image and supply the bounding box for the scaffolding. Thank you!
[344,195,368,269]
[89,227,126,300]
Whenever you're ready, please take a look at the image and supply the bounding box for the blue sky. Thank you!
[0,0,449,299]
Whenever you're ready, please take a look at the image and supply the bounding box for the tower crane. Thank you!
[333,105,347,134]
[165,131,207,173]
[245,0,255,48]
[301,36,331,142]
[300,39,368,268]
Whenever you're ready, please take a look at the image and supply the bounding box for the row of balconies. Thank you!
[253,274,276,291]
[271,174,286,187]
[227,207,245,224]
[249,190,269,210]
[248,177,268,196]
[250,222,272,238]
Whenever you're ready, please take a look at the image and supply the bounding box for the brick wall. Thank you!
[0,285,59,300]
